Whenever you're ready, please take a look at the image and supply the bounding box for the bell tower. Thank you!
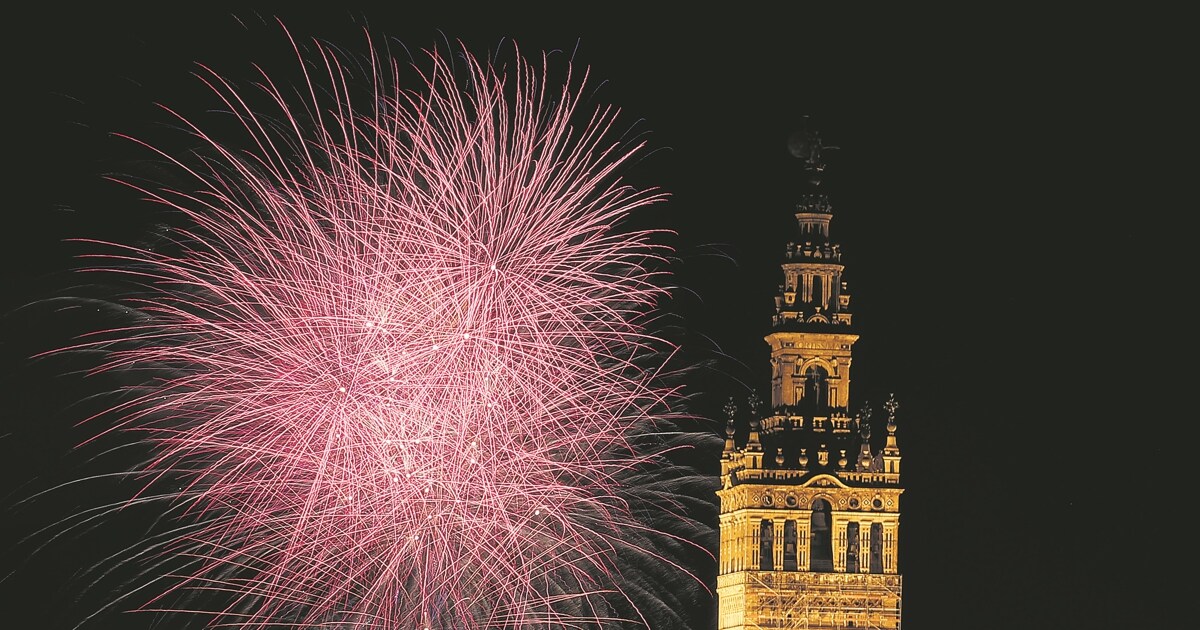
[716,121,904,629]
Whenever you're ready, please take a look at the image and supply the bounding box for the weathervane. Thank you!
[787,115,839,185]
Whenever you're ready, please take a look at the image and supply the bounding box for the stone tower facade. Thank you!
[716,125,904,629]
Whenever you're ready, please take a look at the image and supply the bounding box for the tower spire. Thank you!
[715,121,904,629]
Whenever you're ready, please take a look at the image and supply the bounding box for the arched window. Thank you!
[783,520,798,571]
[759,519,774,571]
[870,522,884,573]
[810,499,834,572]
[804,366,829,410]
[846,521,860,573]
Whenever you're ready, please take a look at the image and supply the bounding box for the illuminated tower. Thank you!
[716,123,904,629]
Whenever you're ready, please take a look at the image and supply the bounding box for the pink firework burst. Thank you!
[56,25,708,630]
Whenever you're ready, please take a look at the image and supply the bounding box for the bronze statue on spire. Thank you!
[787,115,838,186]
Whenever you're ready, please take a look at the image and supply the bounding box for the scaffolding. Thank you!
[739,570,902,630]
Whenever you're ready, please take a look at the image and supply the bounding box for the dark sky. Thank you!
[1,5,1181,630]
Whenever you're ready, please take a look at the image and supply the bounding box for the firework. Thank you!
[46,24,712,630]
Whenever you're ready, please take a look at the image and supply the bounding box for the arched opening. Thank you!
[759,519,774,571]
[870,522,884,573]
[804,366,829,411]
[846,521,860,573]
[810,499,834,572]
[783,520,798,571]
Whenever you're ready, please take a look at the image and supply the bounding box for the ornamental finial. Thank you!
[885,393,899,432]
[858,401,873,426]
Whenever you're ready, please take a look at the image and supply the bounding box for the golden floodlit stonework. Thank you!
[717,124,903,629]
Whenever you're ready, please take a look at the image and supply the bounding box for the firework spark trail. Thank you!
[54,25,709,630]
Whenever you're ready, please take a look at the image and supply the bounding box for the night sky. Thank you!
[2,5,1179,630]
